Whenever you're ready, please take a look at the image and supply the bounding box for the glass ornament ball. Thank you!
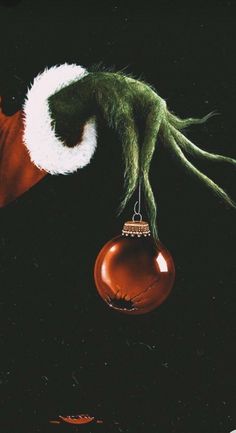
[94,221,175,315]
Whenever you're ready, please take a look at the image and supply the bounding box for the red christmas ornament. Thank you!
[94,220,175,315]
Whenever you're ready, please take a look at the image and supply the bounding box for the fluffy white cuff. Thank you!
[23,63,97,174]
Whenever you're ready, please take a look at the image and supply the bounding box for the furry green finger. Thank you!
[170,124,236,166]
[163,130,236,208]
[167,110,218,130]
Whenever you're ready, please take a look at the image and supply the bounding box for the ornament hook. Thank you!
[132,179,142,222]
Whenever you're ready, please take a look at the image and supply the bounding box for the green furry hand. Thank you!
[48,70,236,240]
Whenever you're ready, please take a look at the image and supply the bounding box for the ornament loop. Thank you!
[132,209,142,222]
[132,180,143,222]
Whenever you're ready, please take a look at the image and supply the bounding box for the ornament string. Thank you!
[132,179,142,222]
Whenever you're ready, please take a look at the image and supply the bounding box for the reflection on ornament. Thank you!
[59,415,95,425]
[49,414,103,425]
[94,220,175,315]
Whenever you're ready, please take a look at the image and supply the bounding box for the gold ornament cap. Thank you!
[122,220,151,237]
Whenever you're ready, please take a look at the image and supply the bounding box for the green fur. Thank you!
[48,71,236,240]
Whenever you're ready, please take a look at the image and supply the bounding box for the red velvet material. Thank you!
[0,109,47,207]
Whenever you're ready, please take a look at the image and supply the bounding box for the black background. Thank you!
[0,1,235,432]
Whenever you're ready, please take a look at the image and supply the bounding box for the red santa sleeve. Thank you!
[0,105,47,208]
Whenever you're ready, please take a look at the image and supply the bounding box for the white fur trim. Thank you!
[23,63,97,174]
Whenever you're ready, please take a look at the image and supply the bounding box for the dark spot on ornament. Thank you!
[107,295,136,311]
